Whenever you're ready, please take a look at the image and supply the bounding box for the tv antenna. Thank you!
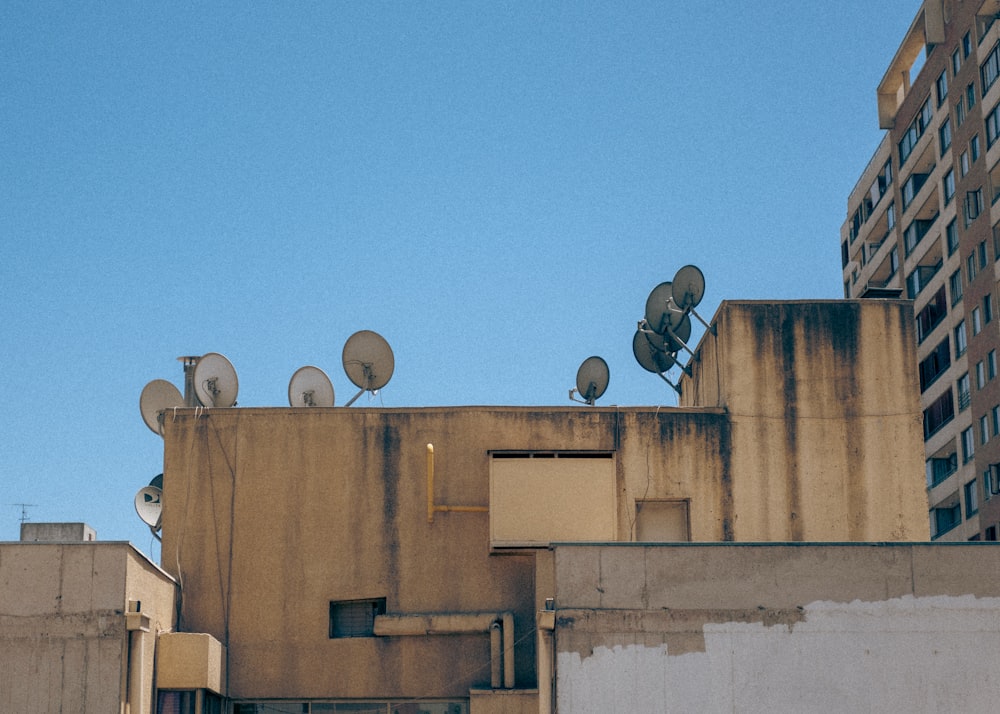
[193,352,239,408]
[288,366,335,407]
[634,264,709,394]
[12,503,37,525]
[342,330,394,406]
[569,356,610,405]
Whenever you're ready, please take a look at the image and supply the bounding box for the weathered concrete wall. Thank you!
[0,542,177,714]
[550,543,1000,714]
[156,300,929,702]
[680,300,928,541]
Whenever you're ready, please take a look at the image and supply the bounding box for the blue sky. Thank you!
[2,1,918,549]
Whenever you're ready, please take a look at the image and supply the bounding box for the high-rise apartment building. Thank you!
[842,0,1000,541]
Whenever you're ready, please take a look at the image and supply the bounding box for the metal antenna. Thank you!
[12,503,37,524]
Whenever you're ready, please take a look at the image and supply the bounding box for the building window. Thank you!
[948,219,959,255]
[950,268,964,305]
[906,260,942,299]
[887,202,896,230]
[969,254,979,283]
[986,470,995,502]
[964,32,973,58]
[959,373,972,411]
[941,119,953,154]
[899,98,932,165]
[966,480,980,517]
[980,241,989,269]
[978,360,987,389]
[932,503,962,539]
[966,188,985,226]
[967,83,977,110]
[924,389,956,439]
[954,47,963,76]
[889,246,899,277]
[944,170,956,204]
[988,525,998,539]
[973,307,983,336]
[983,415,991,444]
[972,134,981,162]
[916,286,948,343]
[938,70,949,106]
[903,172,929,209]
[993,404,1000,436]
[958,97,967,127]
[990,350,997,379]
[927,453,958,487]
[986,295,994,325]
[963,425,976,462]
[988,103,1000,146]
[329,598,386,638]
[955,320,968,357]
[984,41,1000,92]
[961,150,970,176]
[920,338,952,392]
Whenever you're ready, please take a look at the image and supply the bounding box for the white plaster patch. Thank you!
[556,595,1000,714]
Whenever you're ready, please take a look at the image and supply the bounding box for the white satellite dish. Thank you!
[139,379,184,436]
[342,330,394,406]
[571,356,610,405]
[193,352,239,408]
[288,366,335,407]
[134,484,163,531]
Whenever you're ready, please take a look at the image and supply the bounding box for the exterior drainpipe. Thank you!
[490,622,503,688]
[502,611,515,689]
[127,629,145,714]
[537,605,556,714]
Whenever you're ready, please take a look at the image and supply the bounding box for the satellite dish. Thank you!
[149,473,163,490]
[342,331,394,405]
[633,329,675,374]
[193,353,239,408]
[140,379,184,436]
[644,282,685,333]
[660,313,692,353]
[288,366,335,407]
[574,356,610,405]
[672,265,706,310]
[134,485,163,531]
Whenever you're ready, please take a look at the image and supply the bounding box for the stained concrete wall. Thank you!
[156,299,928,702]
[0,542,177,714]
[549,543,1000,713]
[680,300,928,541]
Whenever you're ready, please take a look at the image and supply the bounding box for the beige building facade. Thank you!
[8,299,1000,712]
[842,0,1000,541]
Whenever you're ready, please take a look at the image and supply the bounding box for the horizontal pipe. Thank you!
[373,612,508,637]
[433,505,488,513]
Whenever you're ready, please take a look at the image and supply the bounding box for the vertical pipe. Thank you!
[490,622,502,688]
[426,444,435,523]
[537,623,552,714]
[128,630,146,714]
[502,611,515,689]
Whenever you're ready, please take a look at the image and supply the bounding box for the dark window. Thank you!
[329,598,386,638]
[916,286,948,343]
[983,41,1000,93]
[919,338,951,391]
[927,453,958,487]
[923,389,955,439]
[932,503,962,538]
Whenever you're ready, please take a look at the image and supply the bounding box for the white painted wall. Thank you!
[556,595,1000,714]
